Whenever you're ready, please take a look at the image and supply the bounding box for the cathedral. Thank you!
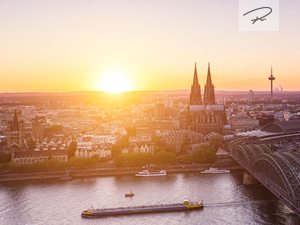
[187,63,227,135]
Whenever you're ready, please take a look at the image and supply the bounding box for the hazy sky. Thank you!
[1,0,300,92]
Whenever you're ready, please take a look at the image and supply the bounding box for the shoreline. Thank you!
[0,162,243,182]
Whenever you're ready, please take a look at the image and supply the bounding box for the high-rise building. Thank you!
[187,63,227,135]
[248,90,254,102]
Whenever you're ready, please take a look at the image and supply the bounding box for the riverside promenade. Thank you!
[0,161,243,182]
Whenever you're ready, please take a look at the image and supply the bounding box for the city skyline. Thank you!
[1,1,300,92]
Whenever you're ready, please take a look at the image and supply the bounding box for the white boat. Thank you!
[201,167,230,174]
[135,170,167,177]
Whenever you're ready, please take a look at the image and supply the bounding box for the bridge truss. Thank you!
[231,143,300,217]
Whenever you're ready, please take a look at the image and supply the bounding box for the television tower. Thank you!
[268,66,275,102]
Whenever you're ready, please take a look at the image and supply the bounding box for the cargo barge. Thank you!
[81,200,203,217]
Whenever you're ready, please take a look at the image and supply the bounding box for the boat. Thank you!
[201,167,230,174]
[60,170,72,181]
[135,170,167,177]
[81,200,204,217]
[125,190,134,197]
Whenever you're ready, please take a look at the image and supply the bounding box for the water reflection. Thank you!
[0,172,286,225]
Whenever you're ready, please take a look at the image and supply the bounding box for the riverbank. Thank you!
[0,161,243,182]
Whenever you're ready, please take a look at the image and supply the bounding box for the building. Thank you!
[75,147,112,158]
[12,150,68,165]
[262,120,300,133]
[228,115,259,131]
[155,102,166,119]
[32,116,44,142]
[274,110,290,122]
[6,111,24,149]
[248,90,254,102]
[186,63,227,135]
[162,130,206,153]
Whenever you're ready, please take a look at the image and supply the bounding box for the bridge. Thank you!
[228,136,300,218]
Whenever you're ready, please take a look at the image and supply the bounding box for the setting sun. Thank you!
[98,71,133,93]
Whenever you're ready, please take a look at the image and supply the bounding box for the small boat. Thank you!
[125,190,134,197]
[81,200,204,217]
[201,167,230,174]
[60,170,72,181]
[135,170,167,177]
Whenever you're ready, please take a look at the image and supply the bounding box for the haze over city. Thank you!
[1,0,300,92]
[1,1,300,224]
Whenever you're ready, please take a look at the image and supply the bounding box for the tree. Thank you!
[126,126,136,137]
[180,140,189,155]
[68,141,77,158]
[111,144,122,158]
[155,151,177,165]
[27,138,37,150]
[151,135,163,147]
[91,154,100,161]
[210,136,220,151]
[154,146,166,154]
[0,153,11,164]
[119,135,130,147]
[68,157,97,169]
[182,146,217,164]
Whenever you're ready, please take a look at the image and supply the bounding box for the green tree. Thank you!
[91,154,100,161]
[210,136,220,151]
[182,146,217,164]
[68,157,97,169]
[0,153,11,164]
[111,144,122,158]
[155,151,177,165]
[182,154,194,164]
[154,146,166,154]
[126,126,136,137]
[180,140,189,155]
[151,135,163,147]
[68,141,77,158]
[113,153,155,167]
[119,135,130,147]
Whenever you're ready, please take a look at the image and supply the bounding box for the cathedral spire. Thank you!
[193,62,199,86]
[190,63,202,105]
[204,62,216,105]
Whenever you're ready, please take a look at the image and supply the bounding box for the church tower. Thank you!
[6,110,24,149]
[203,63,216,105]
[189,63,202,105]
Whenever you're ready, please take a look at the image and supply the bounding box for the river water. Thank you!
[0,171,292,225]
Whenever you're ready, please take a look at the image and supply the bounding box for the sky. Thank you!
[1,0,300,92]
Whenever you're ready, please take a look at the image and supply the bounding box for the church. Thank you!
[186,63,227,135]
[6,110,25,149]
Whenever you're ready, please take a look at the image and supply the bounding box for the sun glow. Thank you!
[98,71,133,93]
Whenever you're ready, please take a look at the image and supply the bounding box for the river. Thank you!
[0,171,292,225]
